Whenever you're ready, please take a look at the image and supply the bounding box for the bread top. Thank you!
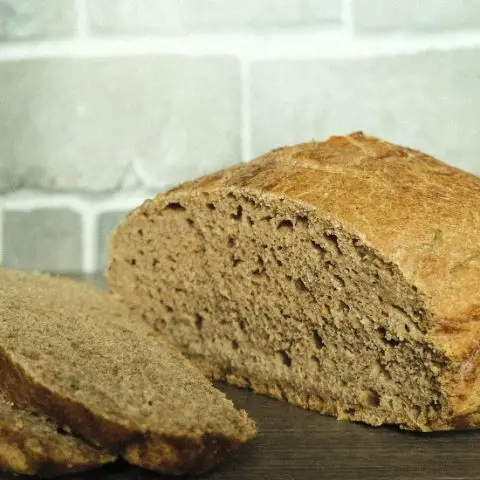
[167,132,479,324]
[0,270,256,453]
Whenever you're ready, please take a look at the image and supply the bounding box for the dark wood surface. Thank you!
[4,275,480,480]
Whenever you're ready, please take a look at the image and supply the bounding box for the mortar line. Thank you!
[342,0,355,36]
[75,0,89,38]
[0,31,480,61]
[82,209,97,273]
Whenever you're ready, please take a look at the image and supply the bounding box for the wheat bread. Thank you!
[0,269,256,474]
[0,392,114,477]
[109,132,480,432]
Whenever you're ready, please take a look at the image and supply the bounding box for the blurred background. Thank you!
[0,0,479,274]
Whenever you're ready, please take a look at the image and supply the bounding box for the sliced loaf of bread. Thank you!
[109,132,480,432]
[0,392,114,477]
[0,269,256,474]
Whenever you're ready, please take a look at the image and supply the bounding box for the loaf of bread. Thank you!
[0,269,256,475]
[0,392,114,476]
[109,132,480,432]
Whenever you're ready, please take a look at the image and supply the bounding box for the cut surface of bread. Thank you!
[0,270,256,474]
[109,132,480,432]
[0,392,114,477]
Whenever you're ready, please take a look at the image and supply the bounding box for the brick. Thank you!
[3,208,82,273]
[353,0,480,32]
[251,49,480,175]
[88,0,340,34]
[0,56,240,192]
[0,0,75,40]
[97,210,132,271]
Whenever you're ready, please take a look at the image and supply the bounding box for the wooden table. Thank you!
[5,276,480,480]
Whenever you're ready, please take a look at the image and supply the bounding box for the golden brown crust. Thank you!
[124,431,246,474]
[0,395,114,477]
[150,132,479,429]
[0,439,112,478]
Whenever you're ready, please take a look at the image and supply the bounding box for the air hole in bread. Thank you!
[338,300,350,314]
[278,350,292,368]
[313,331,325,349]
[352,239,369,259]
[324,232,342,255]
[311,355,321,366]
[414,308,426,319]
[186,218,194,226]
[232,340,239,350]
[195,314,204,330]
[378,326,401,347]
[367,390,381,407]
[277,219,294,231]
[231,205,243,221]
[56,425,72,437]
[296,215,309,228]
[295,278,309,293]
[325,260,335,270]
[206,202,216,211]
[164,202,186,212]
[311,240,327,256]
[332,274,346,289]
[430,401,442,413]
[239,320,247,332]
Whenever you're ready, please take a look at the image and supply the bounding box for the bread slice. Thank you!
[108,132,480,432]
[0,392,114,477]
[0,269,256,474]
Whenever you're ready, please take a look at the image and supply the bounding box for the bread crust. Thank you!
[0,394,114,477]
[129,132,479,429]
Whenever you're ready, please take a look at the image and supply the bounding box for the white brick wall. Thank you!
[0,0,479,273]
